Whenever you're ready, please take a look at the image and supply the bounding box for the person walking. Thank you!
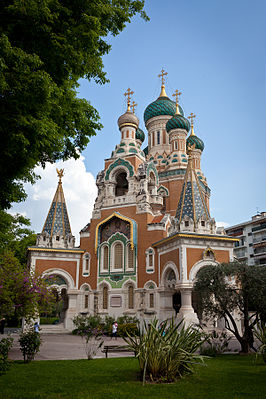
[112,321,118,340]
[34,321,40,333]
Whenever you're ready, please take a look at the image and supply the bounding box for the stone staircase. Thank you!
[40,323,70,334]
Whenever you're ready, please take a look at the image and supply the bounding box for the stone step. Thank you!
[40,324,70,334]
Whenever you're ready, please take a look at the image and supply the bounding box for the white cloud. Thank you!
[216,221,230,228]
[11,156,97,245]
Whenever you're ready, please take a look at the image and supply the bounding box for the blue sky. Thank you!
[12,0,266,238]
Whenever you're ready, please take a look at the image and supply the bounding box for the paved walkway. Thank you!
[2,331,242,361]
[6,333,131,361]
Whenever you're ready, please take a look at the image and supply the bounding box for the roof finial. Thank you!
[172,89,182,114]
[188,112,196,135]
[132,101,137,114]
[56,168,64,183]
[124,88,134,111]
[158,68,168,97]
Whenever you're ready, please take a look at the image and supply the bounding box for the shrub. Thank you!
[72,314,102,336]
[0,337,13,375]
[254,323,266,363]
[118,323,138,337]
[39,317,59,325]
[200,330,232,356]
[72,314,139,337]
[124,318,205,384]
[19,329,42,362]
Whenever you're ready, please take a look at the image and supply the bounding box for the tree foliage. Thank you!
[0,210,36,265]
[0,0,148,209]
[0,250,54,320]
[194,262,266,353]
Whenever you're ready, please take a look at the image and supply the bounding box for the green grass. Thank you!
[0,356,265,399]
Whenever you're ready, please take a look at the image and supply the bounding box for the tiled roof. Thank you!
[42,180,72,237]
[176,157,210,225]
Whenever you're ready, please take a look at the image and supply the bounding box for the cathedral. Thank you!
[28,70,237,330]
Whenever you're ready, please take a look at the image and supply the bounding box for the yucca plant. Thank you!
[124,318,205,384]
[254,323,266,363]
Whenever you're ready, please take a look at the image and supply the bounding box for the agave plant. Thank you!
[124,318,205,384]
[254,323,266,363]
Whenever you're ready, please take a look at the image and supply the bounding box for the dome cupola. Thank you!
[186,113,204,151]
[136,127,145,143]
[117,88,139,130]
[144,69,184,124]
[166,90,190,133]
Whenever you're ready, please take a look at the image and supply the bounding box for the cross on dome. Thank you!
[188,113,196,135]
[124,88,134,111]
[172,89,182,114]
[188,112,196,127]
[158,68,168,85]
[132,101,137,114]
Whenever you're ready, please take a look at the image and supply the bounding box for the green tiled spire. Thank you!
[176,152,210,228]
[42,169,72,237]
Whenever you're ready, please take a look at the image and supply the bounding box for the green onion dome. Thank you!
[144,96,184,124]
[166,114,190,133]
[186,131,204,151]
[136,128,145,143]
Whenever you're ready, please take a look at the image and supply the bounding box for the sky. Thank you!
[11,0,266,242]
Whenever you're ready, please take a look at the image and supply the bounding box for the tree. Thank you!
[0,0,148,209]
[0,250,54,320]
[0,210,36,265]
[194,262,266,353]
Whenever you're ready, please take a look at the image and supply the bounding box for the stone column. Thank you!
[64,289,79,331]
[177,284,199,326]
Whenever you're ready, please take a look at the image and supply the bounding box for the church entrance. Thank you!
[41,275,69,326]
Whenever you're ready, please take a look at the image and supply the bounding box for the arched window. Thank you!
[103,286,108,309]
[128,285,134,309]
[101,245,109,271]
[148,172,156,194]
[157,131,160,145]
[149,293,154,308]
[113,242,123,270]
[126,244,134,270]
[146,248,155,273]
[84,294,89,309]
[83,253,90,276]
[115,172,128,196]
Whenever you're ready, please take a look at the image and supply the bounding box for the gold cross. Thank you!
[158,68,168,85]
[132,101,137,114]
[124,88,134,110]
[172,89,182,104]
[188,112,196,126]
[56,168,64,182]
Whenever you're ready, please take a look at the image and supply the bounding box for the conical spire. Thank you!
[42,169,72,237]
[176,148,210,230]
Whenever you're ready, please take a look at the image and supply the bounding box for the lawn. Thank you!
[0,355,265,399]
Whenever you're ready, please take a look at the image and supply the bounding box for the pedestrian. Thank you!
[0,318,6,334]
[112,321,118,340]
[34,321,40,333]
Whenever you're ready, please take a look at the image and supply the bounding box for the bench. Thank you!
[102,345,135,358]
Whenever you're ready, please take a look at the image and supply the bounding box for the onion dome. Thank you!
[166,114,190,133]
[136,128,145,143]
[117,109,139,130]
[186,126,204,151]
[144,84,184,124]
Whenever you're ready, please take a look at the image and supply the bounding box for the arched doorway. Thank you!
[42,275,69,325]
[173,292,181,315]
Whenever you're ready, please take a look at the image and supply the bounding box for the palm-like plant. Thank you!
[124,318,205,384]
[254,323,266,363]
